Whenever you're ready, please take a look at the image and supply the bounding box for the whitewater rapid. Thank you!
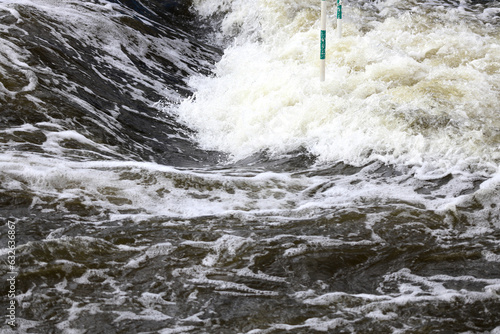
[1,0,500,333]
[176,0,500,176]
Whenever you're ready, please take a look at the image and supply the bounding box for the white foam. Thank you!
[304,291,390,306]
[366,310,398,320]
[73,269,109,284]
[483,250,500,263]
[189,276,280,296]
[0,38,35,98]
[235,267,287,283]
[125,242,176,268]
[159,326,197,334]
[175,0,500,178]
[282,267,500,332]
[113,309,172,322]
[0,154,317,219]
[202,234,253,266]
[139,292,175,308]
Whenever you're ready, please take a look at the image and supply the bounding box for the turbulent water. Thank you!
[1,0,500,333]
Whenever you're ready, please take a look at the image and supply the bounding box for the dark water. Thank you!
[1,0,500,333]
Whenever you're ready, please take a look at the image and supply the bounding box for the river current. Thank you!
[1,0,500,333]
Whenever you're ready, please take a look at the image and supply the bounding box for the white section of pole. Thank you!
[320,0,327,81]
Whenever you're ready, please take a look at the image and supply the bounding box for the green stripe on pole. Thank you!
[320,30,326,60]
[337,0,342,38]
[320,0,326,81]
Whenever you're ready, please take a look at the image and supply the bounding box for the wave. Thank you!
[0,0,222,165]
[174,0,500,176]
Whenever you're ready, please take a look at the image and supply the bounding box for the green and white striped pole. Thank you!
[320,0,327,81]
[337,0,342,38]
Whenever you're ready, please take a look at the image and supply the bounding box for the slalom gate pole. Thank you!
[320,0,326,81]
[337,0,342,38]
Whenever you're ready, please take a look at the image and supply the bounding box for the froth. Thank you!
[176,0,500,175]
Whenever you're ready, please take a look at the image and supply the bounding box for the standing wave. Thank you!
[176,0,500,176]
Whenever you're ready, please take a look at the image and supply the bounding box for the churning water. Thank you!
[1,0,500,333]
